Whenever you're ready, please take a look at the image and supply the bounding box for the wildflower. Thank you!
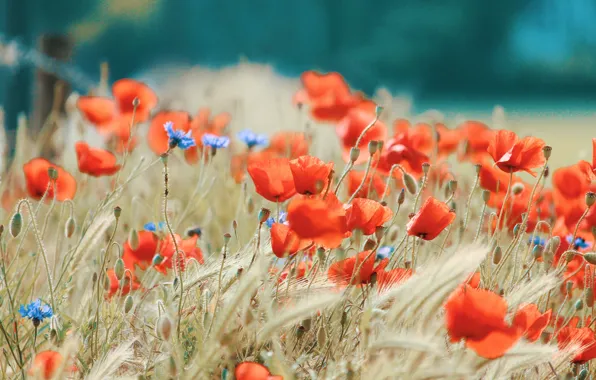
[186,226,202,237]
[513,304,551,342]
[266,212,287,228]
[28,350,77,380]
[248,157,297,202]
[278,261,313,283]
[235,362,282,380]
[457,121,495,161]
[444,285,523,359]
[487,129,546,175]
[557,324,596,363]
[376,122,430,177]
[202,133,230,149]
[347,170,388,199]
[144,222,166,232]
[376,246,394,260]
[336,104,387,164]
[75,141,121,177]
[376,267,412,291]
[407,197,455,240]
[528,236,546,247]
[148,111,192,154]
[165,121,195,150]
[287,194,347,248]
[122,230,160,272]
[345,198,393,235]
[289,155,334,195]
[567,235,592,250]
[270,223,312,258]
[19,299,53,326]
[106,269,140,299]
[328,250,385,286]
[23,158,77,201]
[237,129,268,148]
[267,131,309,159]
[156,234,204,274]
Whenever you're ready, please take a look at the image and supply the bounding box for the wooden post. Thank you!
[31,33,73,158]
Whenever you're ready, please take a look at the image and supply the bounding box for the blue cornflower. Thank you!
[202,133,230,149]
[237,129,268,149]
[528,235,546,247]
[186,226,202,238]
[266,212,287,228]
[377,246,395,260]
[567,235,591,250]
[164,121,195,150]
[19,299,53,326]
[144,222,166,232]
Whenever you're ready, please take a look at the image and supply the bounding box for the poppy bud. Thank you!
[65,217,76,238]
[578,368,589,380]
[132,97,140,108]
[9,212,22,237]
[124,295,134,313]
[368,140,379,155]
[157,315,173,340]
[575,298,584,310]
[169,356,177,377]
[421,163,430,176]
[129,229,139,250]
[349,147,360,163]
[152,254,164,266]
[375,105,384,117]
[317,325,326,348]
[474,163,482,175]
[586,192,596,208]
[532,245,542,260]
[246,197,255,214]
[493,246,502,265]
[583,253,596,265]
[296,325,306,339]
[0,225,4,236]
[512,183,524,195]
[403,174,417,195]
[92,272,98,283]
[377,140,384,152]
[173,277,179,291]
[482,190,491,204]
[113,206,122,219]
[316,247,326,262]
[48,167,58,180]
[374,226,385,241]
[566,281,574,294]
[114,258,125,280]
[548,236,561,255]
[388,226,399,242]
[544,165,549,178]
[223,232,231,246]
[397,188,405,205]
[585,288,594,308]
[103,273,110,292]
[363,239,376,251]
[447,180,458,194]
[542,145,552,160]
[258,208,271,224]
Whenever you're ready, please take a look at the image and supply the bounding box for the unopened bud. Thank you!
[129,229,139,250]
[103,273,110,292]
[575,298,584,310]
[493,246,502,265]
[532,245,542,260]
[157,315,173,340]
[421,163,430,176]
[65,217,76,238]
[544,165,550,178]
[258,208,271,224]
[316,247,326,262]
[542,145,552,160]
[296,325,306,339]
[583,253,596,265]
[512,183,524,195]
[48,167,58,180]
[566,281,574,294]
[585,288,594,308]
[368,140,379,155]
[403,174,417,195]
[397,188,405,205]
[349,147,360,163]
[113,206,122,219]
[132,97,140,108]
[586,192,596,208]
[246,197,255,214]
[513,223,521,236]
[363,239,376,251]
[152,254,164,266]
[578,368,589,380]
[9,212,22,237]
[114,258,125,280]
[124,295,134,313]
[548,236,561,255]
[447,180,458,194]
[374,226,385,241]
[474,163,482,175]
[482,190,491,204]
[223,233,232,245]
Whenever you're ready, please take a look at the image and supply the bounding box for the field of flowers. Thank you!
[0,66,595,379]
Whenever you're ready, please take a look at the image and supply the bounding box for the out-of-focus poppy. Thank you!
[28,350,77,379]
[267,132,310,159]
[457,121,495,161]
[513,304,551,342]
[376,267,413,291]
[122,230,160,272]
[557,324,596,364]
[156,234,204,274]
[377,121,430,177]
[487,130,546,176]
[270,223,312,258]
[75,141,121,177]
[235,362,283,380]
[328,250,385,285]
[106,269,140,299]
[336,105,387,165]
[248,157,297,202]
[23,158,77,201]
[147,111,192,155]
[444,285,522,359]
[289,156,334,195]
[345,198,392,235]
[347,170,388,199]
[407,197,455,240]
[287,195,347,248]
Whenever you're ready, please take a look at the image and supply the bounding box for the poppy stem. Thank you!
[113,102,138,187]
[380,165,399,203]
[347,155,373,204]
[472,202,487,243]
[461,167,481,233]
[333,161,353,196]
[206,244,227,337]
[492,169,513,242]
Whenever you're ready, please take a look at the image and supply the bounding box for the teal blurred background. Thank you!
[2,0,596,130]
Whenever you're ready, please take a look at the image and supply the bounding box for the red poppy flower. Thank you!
[270,223,312,258]
[75,141,121,177]
[392,119,434,154]
[299,71,368,122]
[407,197,455,240]
[267,132,310,159]
[77,79,157,135]
[457,121,495,161]
[122,230,160,272]
[287,195,347,248]
[156,234,204,274]
[376,267,413,291]
[248,157,297,202]
[345,198,392,235]
[1,173,26,211]
[435,123,462,157]
[23,158,77,201]
[328,250,385,285]
[289,155,334,195]
[336,106,387,164]
[235,362,282,380]
[553,163,592,229]
[513,304,551,342]
[557,325,596,364]
[465,272,481,288]
[106,269,140,299]
[147,111,192,155]
[377,121,430,177]
[487,130,546,175]
[29,350,77,379]
[347,170,388,199]
[279,260,313,283]
[444,285,523,359]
